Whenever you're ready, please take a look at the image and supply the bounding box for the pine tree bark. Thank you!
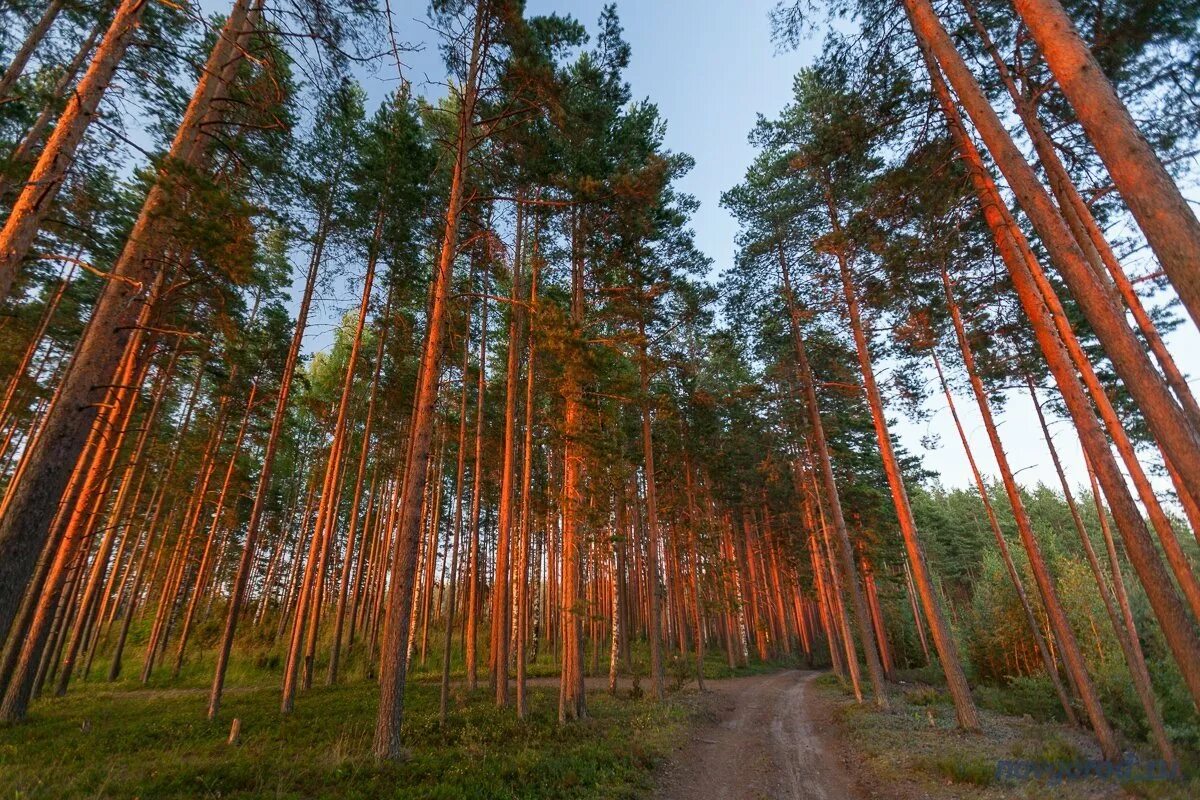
[1006,0,1200,328]
[556,208,588,723]
[780,255,888,708]
[917,31,1200,727]
[831,218,977,729]
[373,1,486,758]
[901,0,1200,513]
[0,14,104,201]
[931,342,1075,724]
[1029,378,1176,767]
[515,228,540,718]
[0,0,252,653]
[439,277,476,723]
[464,268,489,692]
[637,321,666,701]
[171,381,257,678]
[0,0,149,303]
[0,0,66,103]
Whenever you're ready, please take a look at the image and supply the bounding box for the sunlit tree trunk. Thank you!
[0,15,104,201]
[1005,0,1200,327]
[373,1,487,759]
[1029,378,1175,767]
[490,199,525,706]
[780,255,887,708]
[558,210,587,723]
[902,0,1200,512]
[0,0,149,303]
[831,222,977,729]
[1,311,149,720]
[930,341,1075,723]
[0,0,252,654]
[916,28,1200,729]
[172,381,258,678]
[0,0,65,103]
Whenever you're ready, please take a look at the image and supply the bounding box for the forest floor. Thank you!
[2,660,1197,799]
[655,669,1198,800]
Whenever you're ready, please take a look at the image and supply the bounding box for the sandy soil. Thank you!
[655,670,863,800]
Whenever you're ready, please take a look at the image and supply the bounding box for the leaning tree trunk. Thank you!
[901,0,1200,513]
[830,208,978,730]
[0,0,149,303]
[916,38,1121,757]
[373,0,486,758]
[917,30,1200,721]
[1029,378,1176,767]
[0,0,252,656]
[0,14,104,201]
[0,0,65,103]
[1007,0,1200,329]
[780,252,888,709]
[930,340,1075,724]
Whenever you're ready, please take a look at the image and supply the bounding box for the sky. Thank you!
[335,0,1200,500]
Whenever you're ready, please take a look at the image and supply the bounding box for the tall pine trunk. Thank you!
[373,1,486,759]
[830,204,978,729]
[0,0,252,652]
[1007,0,1200,327]
[0,0,149,303]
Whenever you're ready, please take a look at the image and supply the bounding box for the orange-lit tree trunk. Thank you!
[915,32,1192,746]
[464,267,489,692]
[373,0,487,758]
[0,0,65,102]
[1007,0,1200,328]
[55,344,180,693]
[0,0,252,655]
[780,257,887,708]
[831,232,977,729]
[171,381,258,678]
[0,15,104,200]
[901,0,1200,514]
[558,211,587,722]
[439,274,476,723]
[330,275,391,685]
[930,342,1075,723]
[959,0,1200,440]
[0,0,147,302]
[207,75,345,722]
[490,199,525,706]
[1029,378,1175,767]
[0,317,147,720]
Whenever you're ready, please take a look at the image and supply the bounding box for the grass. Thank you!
[914,751,995,787]
[815,673,1200,800]
[0,628,795,799]
[0,670,686,799]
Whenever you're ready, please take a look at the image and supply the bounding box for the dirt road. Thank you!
[655,670,861,800]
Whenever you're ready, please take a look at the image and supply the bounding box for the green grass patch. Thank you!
[0,676,687,799]
[914,751,995,787]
